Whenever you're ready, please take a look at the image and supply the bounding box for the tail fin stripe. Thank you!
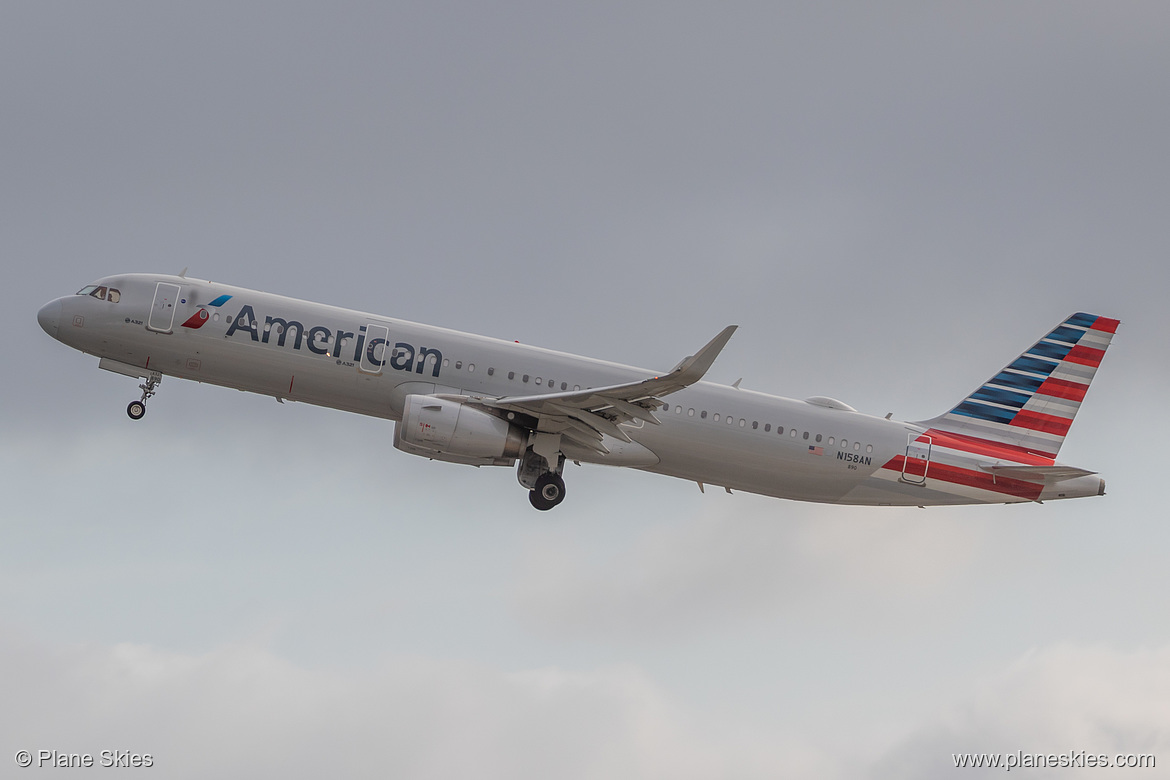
[953,401,1018,424]
[1036,377,1089,402]
[992,371,1045,392]
[1089,316,1121,334]
[1028,341,1075,361]
[1010,356,1060,376]
[1066,312,1099,328]
[971,387,1031,407]
[1011,410,1074,436]
[1065,345,1105,367]
[1048,325,1090,344]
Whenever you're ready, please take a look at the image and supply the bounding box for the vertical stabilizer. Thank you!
[917,313,1119,459]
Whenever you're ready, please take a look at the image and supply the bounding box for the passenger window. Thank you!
[468,363,475,372]
[764,424,771,432]
[790,429,797,438]
[841,440,848,448]
[535,377,542,385]
[828,437,835,446]
[523,374,529,383]
[803,431,809,440]
[574,385,581,391]
[777,426,784,435]
[442,358,450,367]
[726,416,733,425]
[701,411,707,419]
[508,371,515,380]
[455,361,462,370]
[561,382,567,391]
[688,408,695,417]
[488,367,494,376]
[107,288,121,303]
[739,419,746,427]
[854,441,861,451]
[663,404,670,413]
[752,421,758,430]
[713,413,720,422]
[866,444,873,453]
[676,406,682,414]
[89,286,107,301]
[815,434,822,443]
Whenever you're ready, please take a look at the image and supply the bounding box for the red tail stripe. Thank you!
[1065,344,1105,367]
[922,429,1055,463]
[1090,316,1121,334]
[1035,377,1088,402]
[883,456,1044,500]
[1010,410,1073,436]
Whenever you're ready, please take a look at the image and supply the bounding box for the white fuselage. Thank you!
[38,274,1105,507]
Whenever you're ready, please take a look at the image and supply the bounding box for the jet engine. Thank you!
[393,394,526,466]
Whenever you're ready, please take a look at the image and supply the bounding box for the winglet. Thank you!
[668,325,737,384]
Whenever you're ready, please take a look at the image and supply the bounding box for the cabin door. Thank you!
[147,282,182,333]
[902,434,932,484]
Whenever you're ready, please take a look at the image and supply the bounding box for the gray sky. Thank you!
[3,2,1169,777]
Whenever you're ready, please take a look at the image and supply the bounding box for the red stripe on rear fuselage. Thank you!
[882,455,1044,501]
[922,429,1056,463]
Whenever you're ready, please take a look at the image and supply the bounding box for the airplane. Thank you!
[37,273,1118,510]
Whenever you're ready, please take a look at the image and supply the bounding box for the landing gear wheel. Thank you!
[127,401,146,420]
[529,473,566,511]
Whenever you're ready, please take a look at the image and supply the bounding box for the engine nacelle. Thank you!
[394,394,526,466]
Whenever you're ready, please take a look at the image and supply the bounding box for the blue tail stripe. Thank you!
[951,401,1018,424]
[1010,355,1059,376]
[990,371,1044,392]
[971,386,1031,408]
[1028,341,1074,361]
[208,294,233,307]
[1066,312,1097,328]
[1047,325,1086,345]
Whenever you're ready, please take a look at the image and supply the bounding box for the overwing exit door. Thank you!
[147,282,182,333]
[360,323,390,374]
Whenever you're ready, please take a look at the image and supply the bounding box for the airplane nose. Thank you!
[37,299,62,339]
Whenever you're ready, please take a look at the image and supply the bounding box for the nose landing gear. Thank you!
[126,372,162,420]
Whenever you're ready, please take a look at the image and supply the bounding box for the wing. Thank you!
[456,325,737,455]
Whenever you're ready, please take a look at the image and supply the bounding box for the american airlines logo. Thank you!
[224,304,443,377]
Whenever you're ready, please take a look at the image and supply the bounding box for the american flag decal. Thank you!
[808,445,823,456]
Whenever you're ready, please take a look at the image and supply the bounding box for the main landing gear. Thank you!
[530,472,566,511]
[518,447,567,511]
[126,372,162,420]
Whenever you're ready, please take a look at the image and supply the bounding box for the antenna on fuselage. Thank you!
[178,267,188,278]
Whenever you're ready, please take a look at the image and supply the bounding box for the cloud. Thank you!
[512,498,984,640]
[0,632,836,780]
[871,643,1170,778]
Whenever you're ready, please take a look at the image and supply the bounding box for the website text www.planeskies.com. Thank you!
[953,750,1155,771]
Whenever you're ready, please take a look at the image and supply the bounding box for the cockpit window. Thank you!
[74,284,120,302]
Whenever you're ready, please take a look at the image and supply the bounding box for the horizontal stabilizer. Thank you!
[979,464,1097,483]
